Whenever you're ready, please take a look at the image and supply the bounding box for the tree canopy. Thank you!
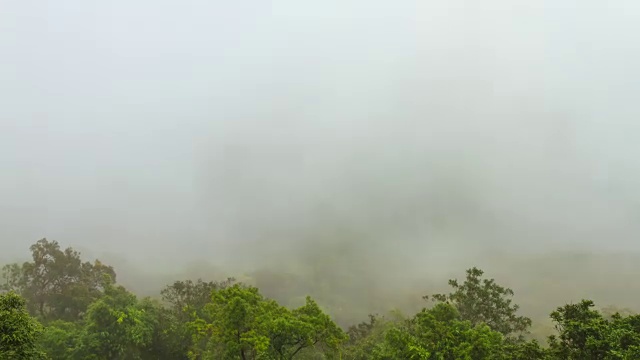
[0,291,43,359]
[3,239,640,360]
[425,267,532,339]
[1,238,115,322]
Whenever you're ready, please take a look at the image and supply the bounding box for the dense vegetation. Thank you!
[2,239,640,359]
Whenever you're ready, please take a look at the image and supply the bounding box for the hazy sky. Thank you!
[2,1,640,272]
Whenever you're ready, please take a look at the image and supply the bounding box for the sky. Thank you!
[1,1,640,277]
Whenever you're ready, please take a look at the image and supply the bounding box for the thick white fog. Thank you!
[2,0,640,300]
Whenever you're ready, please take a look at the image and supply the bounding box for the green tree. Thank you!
[162,278,234,316]
[0,291,43,359]
[372,303,508,360]
[547,300,610,359]
[136,297,186,360]
[268,296,347,359]
[189,284,269,359]
[189,284,346,360]
[74,283,155,360]
[425,267,531,339]
[502,340,547,360]
[37,321,81,360]
[547,299,640,360]
[159,278,235,359]
[343,313,404,360]
[2,238,116,322]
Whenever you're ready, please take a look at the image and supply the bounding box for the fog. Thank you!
[2,0,640,326]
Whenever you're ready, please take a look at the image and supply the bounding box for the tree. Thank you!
[502,340,547,360]
[37,321,81,360]
[372,303,508,360]
[2,238,116,322]
[343,313,405,360]
[425,267,531,339]
[1,263,23,293]
[136,298,185,360]
[547,299,640,360]
[161,278,234,320]
[190,284,269,360]
[0,291,43,359]
[268,296,347,359]
[188,284,346,360]
[74,283,155,360]
[158,278,235,360]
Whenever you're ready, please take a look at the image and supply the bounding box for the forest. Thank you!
[2,238,639,359]
[3,0,640,358]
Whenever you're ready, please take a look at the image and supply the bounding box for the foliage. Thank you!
[273,296,348,358]
[159,278,236,359]
[2,238,116,322]
[37,320,81,360]
[7,240,640,360]
[0,291,43,359]
[161,278,235,319]
[547,299,640,359]
[502,340,547,360]
[188,284,347,360]
[137,298,189,360]
[370,303,506,359]
[74,283,155,360]
[343,313,405,360]
[425,267,532,339]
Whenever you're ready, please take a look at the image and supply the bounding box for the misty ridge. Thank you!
[2,0,640,340]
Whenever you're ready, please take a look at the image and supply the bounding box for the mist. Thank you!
[2,0,640,327]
